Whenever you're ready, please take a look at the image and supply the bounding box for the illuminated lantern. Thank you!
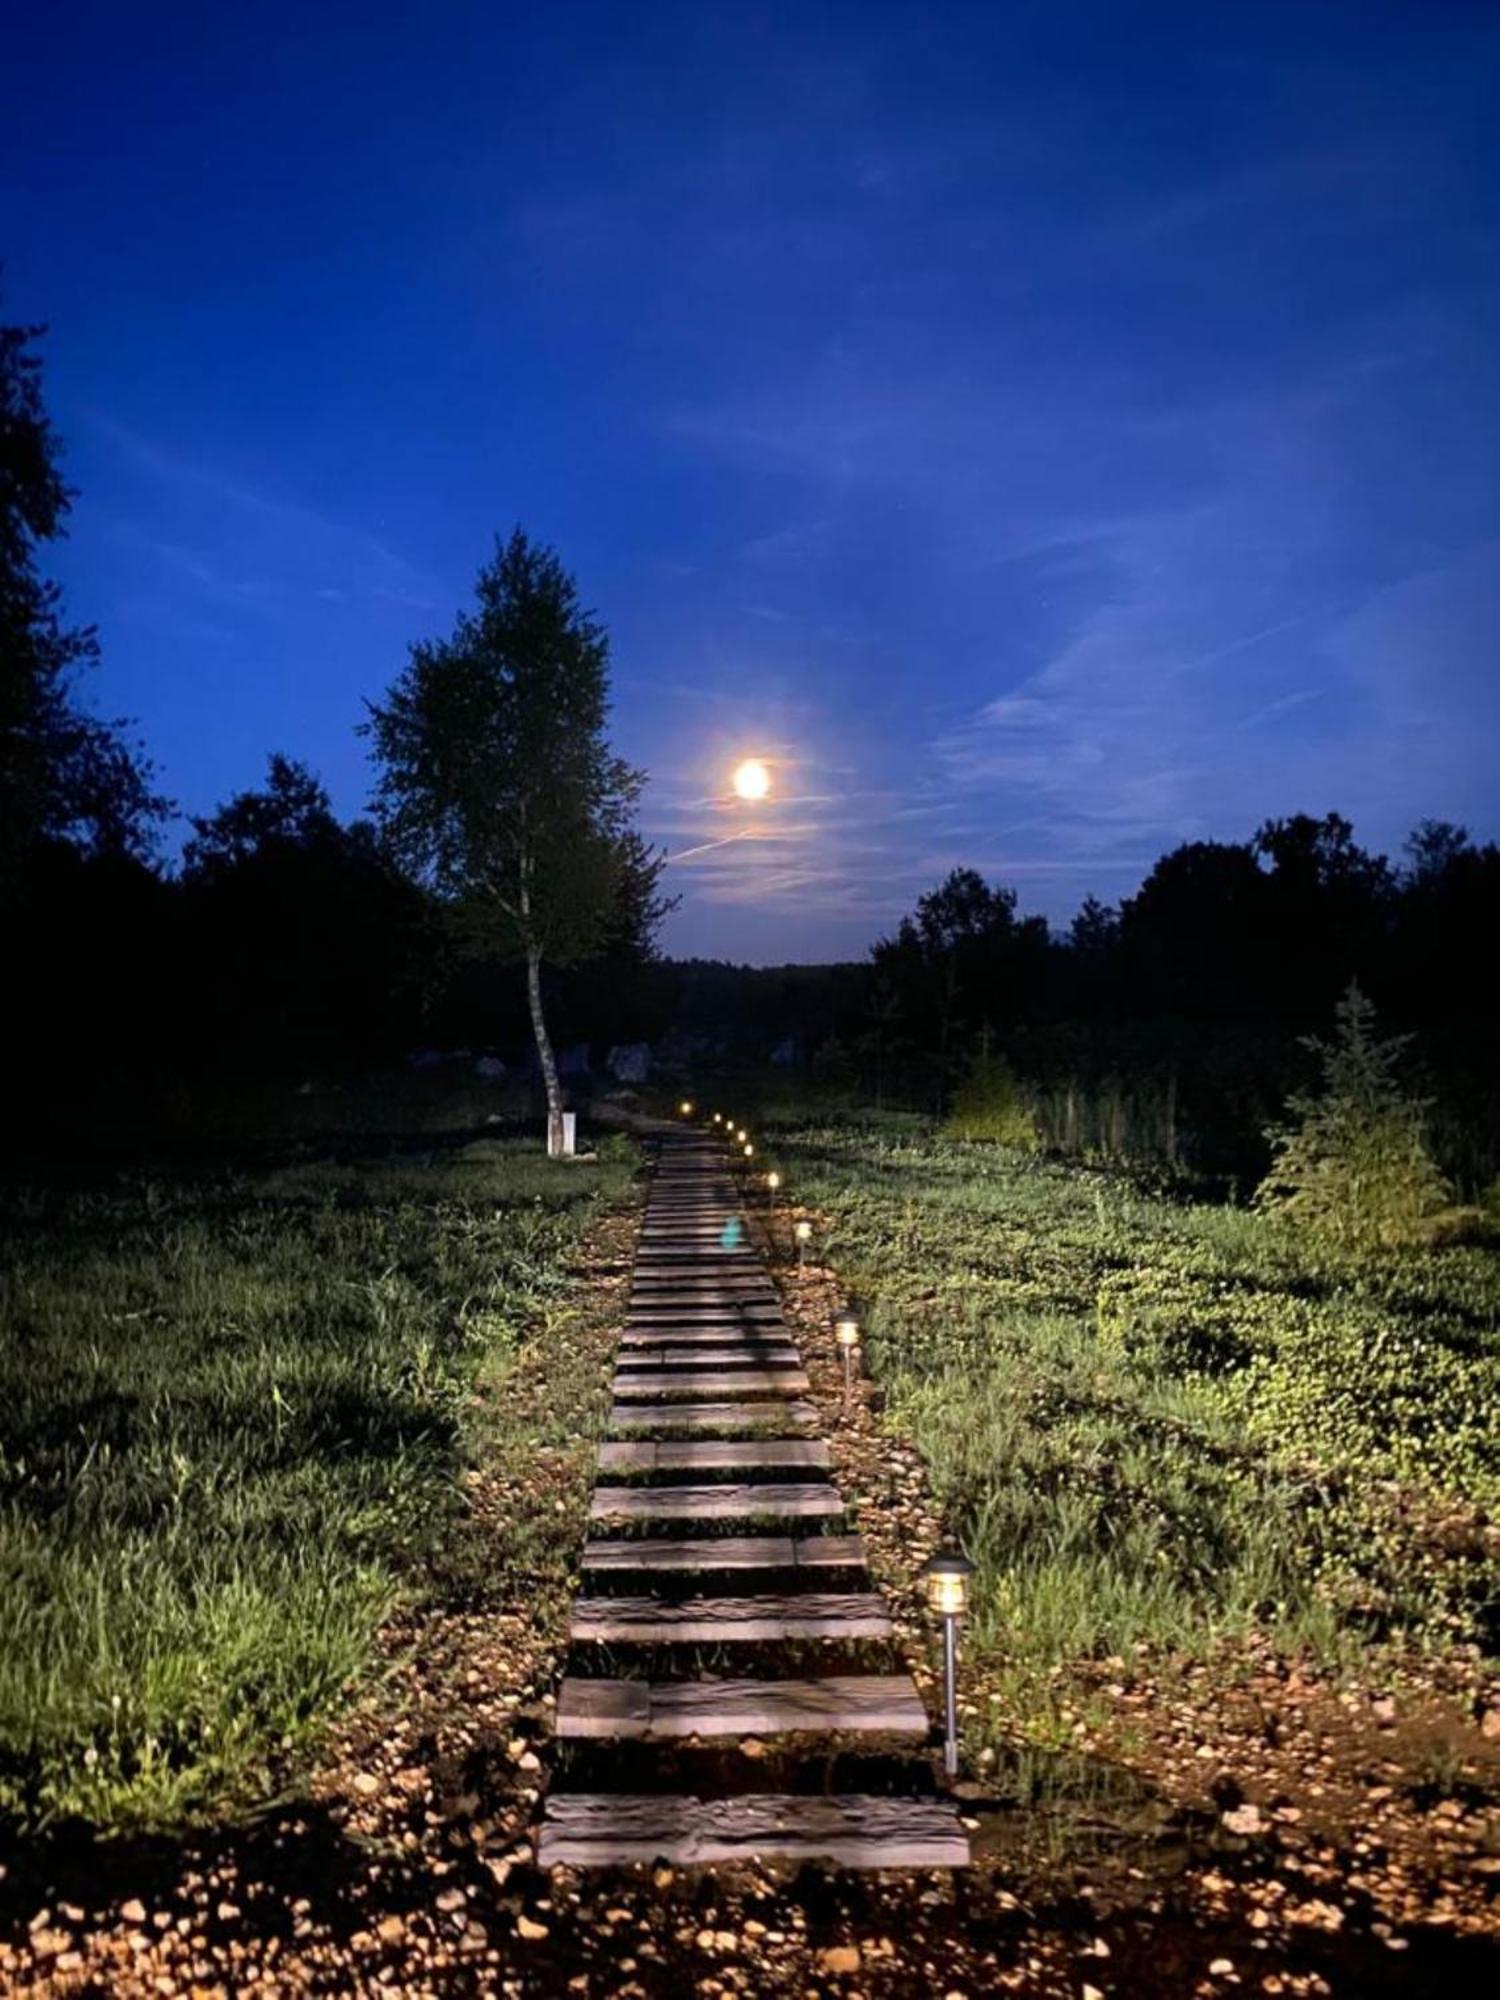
[921,1550,975,1779]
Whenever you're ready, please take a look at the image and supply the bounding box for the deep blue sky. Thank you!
[4,2,1498,961]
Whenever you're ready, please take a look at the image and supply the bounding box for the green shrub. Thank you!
[1256,985,1456,1249]
[944,1050,1037,1148]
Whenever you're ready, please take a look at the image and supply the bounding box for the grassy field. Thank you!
[767,1111,1500,1760]
[0,1085,636,1836]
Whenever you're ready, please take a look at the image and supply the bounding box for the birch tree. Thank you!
[366,530,665,1150]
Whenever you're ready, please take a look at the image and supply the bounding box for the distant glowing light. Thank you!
[732,758,771,801]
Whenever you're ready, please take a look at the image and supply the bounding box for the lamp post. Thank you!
[679,1099,694,1118]
[921,1550,975,1779]
[765,1168,781,1210]
[742,1141,755,1161]
[834,1313,860,1414]
[794,1218,813,1266]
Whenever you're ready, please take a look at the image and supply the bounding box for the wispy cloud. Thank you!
[87,414,439,612]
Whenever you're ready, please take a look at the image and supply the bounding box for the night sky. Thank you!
[4,2,1497,961]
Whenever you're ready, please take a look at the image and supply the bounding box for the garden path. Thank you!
[538,1127,968,1869]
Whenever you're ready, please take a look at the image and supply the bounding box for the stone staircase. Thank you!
[537,1128,968,1870]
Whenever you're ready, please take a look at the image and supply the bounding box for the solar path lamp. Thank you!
[834,1312,860,1414]
[794,1218,813,1266]
[922,1549,975,1779]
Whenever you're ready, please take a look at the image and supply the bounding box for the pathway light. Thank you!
[834,1313,860,1413]
[921,1549,975,1779]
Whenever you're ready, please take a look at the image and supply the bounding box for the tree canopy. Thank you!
[365,529,668,1142]
[1,313,166,894]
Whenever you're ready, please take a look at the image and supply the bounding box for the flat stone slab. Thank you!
[631,1262,768,1275]
[613,1348,800,1372]
[612,1369,811,1398]
[624,1309,784,1328]
[571,1590,892,1641]
[599,1439,830,1472]
[631,1282,772,1294]
[538,1792,968,1869]
[633,1250,760,1263]
[619,1327,792,1348]
[555,1674,928,1740]
[608,1400,819,1432]
[582,1534,867,1572]
[590,1481,843,1521]
[627,1296,782,1310]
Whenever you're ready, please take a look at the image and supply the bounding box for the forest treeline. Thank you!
[5,313,1497,1185]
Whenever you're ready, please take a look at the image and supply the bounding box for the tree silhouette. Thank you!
[365,530,668,1148]
[0,312,167,898]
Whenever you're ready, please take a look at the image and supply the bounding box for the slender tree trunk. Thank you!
[526,946,565,1154]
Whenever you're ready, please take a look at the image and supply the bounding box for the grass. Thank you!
[766,1112,1500,1757]
[0,1097,638,1836]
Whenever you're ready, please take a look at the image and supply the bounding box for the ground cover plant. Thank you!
[0,1099,635,1837]
[765,1111,1500,1760]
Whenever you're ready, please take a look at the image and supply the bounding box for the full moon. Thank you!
[732,758,772,800]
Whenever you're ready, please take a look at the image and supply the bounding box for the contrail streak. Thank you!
[664,829,757,863]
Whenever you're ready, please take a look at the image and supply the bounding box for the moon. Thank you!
[732,758,772,800]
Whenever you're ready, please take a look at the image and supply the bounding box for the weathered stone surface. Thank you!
[612,1369,811,1396]
[612,1347,800,1372]
[570,1590,892,1641]
[620,1326,789,1347]
[538,1792,968,1868]
[608,1399,819,1432]
[598,1439,830,1472]
[555,1674,929,1740]
[589,1481,843,1520]
[581,1533,867,1571]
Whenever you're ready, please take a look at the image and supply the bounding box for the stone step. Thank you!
[582,1534,867,1572]
[632,1271,767,1280]
[599,1439,830,1473]
[617,1350,799,1371]
[628,1290,777,1305]
[629,1280,773,1294]
[613,1347,799,1372]
[612,1369,811,1397]
[608,1399,817,1432]
[570,1590,891,1642]
[619,1327,791,1348]
[590,1482,843,1521]
[639,1222,742,1233]
[555,1674,929,1741]
[624,1308,783,1326]
[537,1792,968,1869]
